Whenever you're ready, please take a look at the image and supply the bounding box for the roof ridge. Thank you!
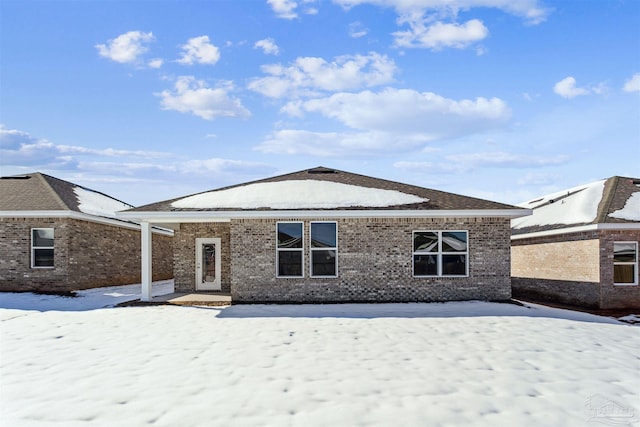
[34,172,72,210]
[40,172,134,209]
[597,176,619,224]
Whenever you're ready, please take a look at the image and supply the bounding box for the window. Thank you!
[277,222,303,277]
[614,242,638,285]
[32,228,54,268]
[311,222,337,277]
[413,231,468,277]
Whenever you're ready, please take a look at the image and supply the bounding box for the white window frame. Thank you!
[412,230,469,277]
[31,228,54,269]
[613,241,638,286]
[310,221,338,278]
[276,221,304,278]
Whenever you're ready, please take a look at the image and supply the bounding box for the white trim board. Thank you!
[0,210,174,236]
[117,208,532,223]
[511,223,640,240]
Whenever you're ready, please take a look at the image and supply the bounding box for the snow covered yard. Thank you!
[1,291,638,427]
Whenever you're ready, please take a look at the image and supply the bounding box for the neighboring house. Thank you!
[0,172,173,293]
[119,167,529,303]
[511,176,640,310]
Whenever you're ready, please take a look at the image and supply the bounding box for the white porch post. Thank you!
[141,221,152,302]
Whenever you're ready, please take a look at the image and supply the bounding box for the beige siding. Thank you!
[511,239,600,282]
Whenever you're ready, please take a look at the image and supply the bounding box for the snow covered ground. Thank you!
[1,286,638,427]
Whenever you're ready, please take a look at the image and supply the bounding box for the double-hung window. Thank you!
[310,222,337,277]
[413,231,468,277]
[32,228,54,268]
[277,222,303,277]
[613,242,638,285]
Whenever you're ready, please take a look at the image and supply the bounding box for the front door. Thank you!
[196,238,221,291]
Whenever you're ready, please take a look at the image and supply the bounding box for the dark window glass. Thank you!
[414,254,438,276]
[614,242,636,263]
[278,251,302,277]
[312,250,336,276]
[34,249,54,267]
[414,232,438,252]
[33,229,54,247]
[442,232,467,252]
[278,223,302,249]
[614,264,635,284]
[311,223,337,248]
[442,254,467,276]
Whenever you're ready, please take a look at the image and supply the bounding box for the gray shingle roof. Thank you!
[128,166,520,212]
[512,176,640,235]
[0,172,132,214]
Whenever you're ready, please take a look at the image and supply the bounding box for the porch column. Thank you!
[141,221,152,302]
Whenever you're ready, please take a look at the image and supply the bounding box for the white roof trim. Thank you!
[118,209,532,223]
[0,210,174,236]
[511,223,640,240]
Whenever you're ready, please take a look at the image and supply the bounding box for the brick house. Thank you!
[119,167,529,303]
[0,172,173,293]
[511,176,640,310]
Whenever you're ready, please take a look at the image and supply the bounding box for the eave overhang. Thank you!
[117,208,532,223]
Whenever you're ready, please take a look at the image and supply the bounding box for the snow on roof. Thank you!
[171,180,428,209]
[74,187,133,218]
[512,179,606,230]
[609,191,640,221]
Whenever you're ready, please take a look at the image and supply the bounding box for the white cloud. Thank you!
[268,0,299,19]
[348,21,369,38]
[334,0,550,25]
[0,126,170,171]
[394,153,568,176]
[254,38,280,55]
[333,0,549,50]
[95,31,154,64]
[553,76,589,99]
[256,129,428,157]
[623,72,640,93]
[268,0,317,19]
[180,158,276,175]
[394,19,489,50]
[444,151,569,170]
[148,58,164,69]
[177,36,220,65]
[248,52,397,98]
[283,88,511,136]
[156,76,250,120]
[256,88,511,157]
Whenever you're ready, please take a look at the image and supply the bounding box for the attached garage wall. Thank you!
[511,239,600,282]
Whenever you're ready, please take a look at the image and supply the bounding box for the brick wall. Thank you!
[0,217,173,293]
[229,216,512,303]
[511,229,640,309]
[511,239,600,282]
[0,218,70,292]
[598,229,640,309]
[173,222,231,293]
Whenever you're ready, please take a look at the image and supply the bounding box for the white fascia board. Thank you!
[511,223,640,240]
[0,210,174,236]
[117,208,532,223]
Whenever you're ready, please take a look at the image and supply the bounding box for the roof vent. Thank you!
[308,167,337,174]
[0,175,31,180]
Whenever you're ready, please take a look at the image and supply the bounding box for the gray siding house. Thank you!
[511,176,640,310]
[0,173,173,293]
[119,167,529,303]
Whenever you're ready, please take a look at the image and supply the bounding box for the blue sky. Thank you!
[1,0,638,206]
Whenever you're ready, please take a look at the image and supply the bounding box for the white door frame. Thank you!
[195,238,222,291]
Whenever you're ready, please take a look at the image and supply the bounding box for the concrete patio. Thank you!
[118,292,232,307]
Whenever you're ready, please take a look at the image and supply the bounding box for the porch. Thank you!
[150,292,232,306]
